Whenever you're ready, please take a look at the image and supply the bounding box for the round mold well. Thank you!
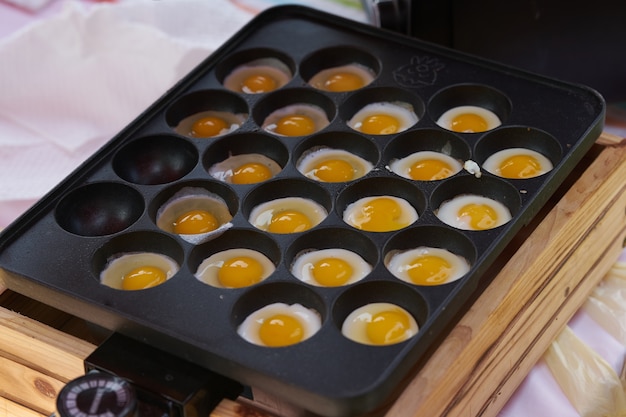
[244,178,333,235]
[203,132,289,185]
[430,175,522,231]
[474,126,563,179]
[332,280,428,345]
[231,281,327,344]
[150,180,239,244]
[428,84,511,133]
[92,230,185,291]
[189,229,281,289]
[336,177,427,233]
[165,89,249,139]
[215,48,295,94]
[384,128,471,181]
[340,87,425,136]
[113,135,198,185]
[285,226,379,288]
[300,46,380,93]
[253,88,336,137]
[293,131,379,183]
[383,225,477,286]
[55,182,144,237]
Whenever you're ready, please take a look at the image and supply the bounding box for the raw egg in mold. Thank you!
[482,148,553,179]
[308,63,375,92]
[249,197,328,234]
[262,103,330,137]
[291,248,372,287]
[208,153,282,184]
[194,248,275,289]
[388,150,463,181]
[296,148,373,183]
[341,302,418,346]
[175,110,247,138]
[343,196,418,232]
[348,102,418,135]
[223,57,292,94]
[436,105,501,133]
[436,194,512,231]
[385,246,470,286]
[100,252,179,291]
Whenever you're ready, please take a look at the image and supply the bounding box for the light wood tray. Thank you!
[2,132,626,417]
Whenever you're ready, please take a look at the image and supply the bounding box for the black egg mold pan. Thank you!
[0,5,605,417]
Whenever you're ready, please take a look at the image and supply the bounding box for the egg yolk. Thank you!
[323,72,364,92]
[355,197,407,232]
[458,203,498,230]
[366,309,412,345]
[406,255,452,285]
[498,154,542,178]
[122,266,167,290]
[311,257,353,286]
[275,115,316,136]
[218,256,264,288]
[313,159,354,182]
[191,116,228,137]
[173,209,219,234]
[242,74,277,93]
[268,210,312,234]
[359,114,400,135]
[450,113,488,133]
[409,158,454,181]
[259,314,304,347]
[232,162,272,184]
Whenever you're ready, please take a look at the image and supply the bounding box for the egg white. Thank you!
[249,197,328,233]
[262,104,330,136]
[296,147,373,182]
[308,63,375,92]
[436,194,512,230]
[194,248,275,288]
[385,246,470,285]
[388,150,462,181]
[223,57,292,94]
[348,102,418,135]
[100,252,178,290]
[291,248,372,287]
[208,153,282,184]
[341,302,418,346]
[482,148,553,179]
[343,195,418,232]
[436,105,501,133]
[237,303,322,347]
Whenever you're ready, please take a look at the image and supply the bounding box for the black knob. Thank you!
[57,373,137,417]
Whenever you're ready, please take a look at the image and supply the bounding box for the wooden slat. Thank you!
[0,397,45,417]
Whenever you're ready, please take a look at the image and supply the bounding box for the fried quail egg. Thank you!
[195,248,275,288]
[436,194,512,230]
[249,197,327,234]
[262,104,330,137]
[223,57,292,94]
[348,102,418,135]
[341,302,418,346]
[297,148,373,183]
[385,246,470,286]
[156,187,233,244]
[483,148,553,179]
[308,63,375,92]
[343,196,418,232]
[175,110,247,138]
[436,105,501,133]
[100,252,178,291]
[237,303,322,347]
[208,153,282,184]
[291,248,372,287]
[389,151,462,181]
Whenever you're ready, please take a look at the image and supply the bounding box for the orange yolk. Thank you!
[242,74,277,93]
[450,113,488,133]
[406,255,452,285]
[232,162,273,184]
[218,256,264,288]
[323,72,364,92]
[275,114,316,136]
[359,114,400,135]
[259,314,304,347]
[366,309,411,345]
[409,158,454,180]
[313,159,354,182]
[498,155,542,178]
[311,257,353,286]
[458,203,498,230]
[191,116,228,137]
[268,210,312,234]
[355,197,406,232]
[122,266,167,290]
[173,209,219,234]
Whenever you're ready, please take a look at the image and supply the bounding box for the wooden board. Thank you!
[2,132,626,417]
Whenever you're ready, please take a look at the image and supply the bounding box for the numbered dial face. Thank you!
[57,373,137,417]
